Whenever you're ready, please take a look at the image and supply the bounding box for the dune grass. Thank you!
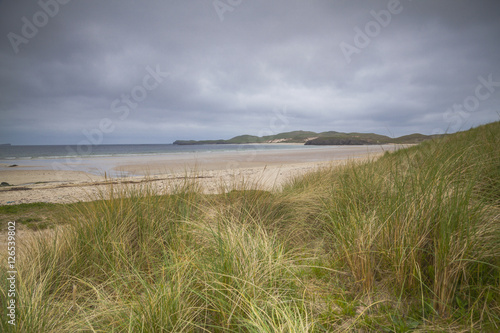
[1,122,499,332]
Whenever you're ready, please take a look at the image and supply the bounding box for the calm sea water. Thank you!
[0,144,306,160]
[0,144,313,176]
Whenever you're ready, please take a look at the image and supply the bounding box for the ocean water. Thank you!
[0,143,307,160]
[0,144,313,176]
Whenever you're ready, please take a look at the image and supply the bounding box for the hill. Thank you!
[174,130,442,145]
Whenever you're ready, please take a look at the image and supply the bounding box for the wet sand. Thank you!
[113,145,399,174]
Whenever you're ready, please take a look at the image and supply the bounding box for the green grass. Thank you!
[1,122,499,332]
[0,202,66,231]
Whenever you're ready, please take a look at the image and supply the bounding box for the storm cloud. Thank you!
[1,0,499,144]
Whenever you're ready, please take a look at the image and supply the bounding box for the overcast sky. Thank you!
[1,0,499,145]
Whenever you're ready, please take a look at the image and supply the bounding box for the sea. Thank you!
[0,143,314,177]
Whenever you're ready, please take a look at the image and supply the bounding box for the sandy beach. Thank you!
[0,145,401,205]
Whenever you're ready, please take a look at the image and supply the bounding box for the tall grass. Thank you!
[1,121,499,331]
[288,122,500,328]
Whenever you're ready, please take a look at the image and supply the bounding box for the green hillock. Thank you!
[174,129,443,145]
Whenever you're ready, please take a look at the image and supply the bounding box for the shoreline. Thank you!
[112,144,401,175]
[0,145,402,205]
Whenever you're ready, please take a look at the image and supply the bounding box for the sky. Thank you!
[0,0,499,145]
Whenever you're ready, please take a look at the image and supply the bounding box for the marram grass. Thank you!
[1,121,499,332]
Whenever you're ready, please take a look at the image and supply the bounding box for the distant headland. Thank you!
[173,130,443,145]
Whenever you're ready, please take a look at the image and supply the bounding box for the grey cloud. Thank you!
[0,0,499,144]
